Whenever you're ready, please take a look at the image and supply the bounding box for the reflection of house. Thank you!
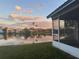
[47,0,79,58]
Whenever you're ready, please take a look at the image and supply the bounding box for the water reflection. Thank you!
[0,33,52,44]
[0,27,52,43]
[0,30,52,46]
[0,30,52,43]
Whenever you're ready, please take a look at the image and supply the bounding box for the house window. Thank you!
[60,20,79,48]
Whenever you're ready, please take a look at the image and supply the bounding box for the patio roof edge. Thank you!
[47,0,76,19]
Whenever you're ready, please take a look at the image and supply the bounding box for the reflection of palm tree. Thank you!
[32,22,35,25]
[32,22,38,43]
[8,30,12,38]
[2,27,8,40]
[14,29,16,36]
[35,24,38,27]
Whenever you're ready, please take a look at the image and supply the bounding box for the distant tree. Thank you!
[23,28,31,39]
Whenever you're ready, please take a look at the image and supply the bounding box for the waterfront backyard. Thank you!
[0,42,75,59]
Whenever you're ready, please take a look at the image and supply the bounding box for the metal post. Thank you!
[58,18,60,42]
[52,19,54,41]
[75,20,78,40]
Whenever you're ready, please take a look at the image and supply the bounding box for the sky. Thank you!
[0,0,67,24]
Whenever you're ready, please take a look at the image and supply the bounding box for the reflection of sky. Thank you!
[0,18,17,24]
[0,0,67,17]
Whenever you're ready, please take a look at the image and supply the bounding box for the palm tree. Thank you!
[23,28,31,39]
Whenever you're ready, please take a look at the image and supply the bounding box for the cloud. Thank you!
[20,16,45,21]
[15,5,22,11]
[10,13,19,18]
[15,5,33,14]
[24,9,32,14]
[34,16,44,20]
[28,3,45,9]
[18,16,34,20]
[10,15,45,21]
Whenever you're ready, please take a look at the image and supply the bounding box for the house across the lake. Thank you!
[47,0,79,58]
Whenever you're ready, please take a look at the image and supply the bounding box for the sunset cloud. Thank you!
[18,16,34,20]
[10,15,45,21]
[10,13,18,18]
[24,9,32,14]
[15,5,33,14]
[15,5,22,11]
[34,16,44,20]
[19,16,45,21]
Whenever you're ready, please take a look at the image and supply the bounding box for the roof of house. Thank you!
[47,0,79,19]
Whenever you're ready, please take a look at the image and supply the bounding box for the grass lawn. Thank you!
[0,42,76,59]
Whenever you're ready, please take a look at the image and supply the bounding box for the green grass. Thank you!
[0,42,75,59]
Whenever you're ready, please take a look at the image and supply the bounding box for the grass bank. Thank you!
[0,42,75,59]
